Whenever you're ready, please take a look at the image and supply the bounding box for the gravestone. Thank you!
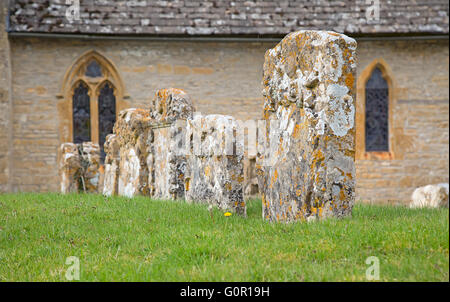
[79,142,101,193]
[59,142,101,193]
[149,88,195,200]
[185,114,246,215]
[103,134,120,196]
[257,30,357,222]
[410,183,449,208]
[60,142,81,193]
[114,108,153,198]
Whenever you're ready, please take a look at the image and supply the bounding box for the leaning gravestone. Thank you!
[257,30,357,222]
[185,114,246,216]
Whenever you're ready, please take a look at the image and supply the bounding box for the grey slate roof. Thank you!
[7,0,450,36]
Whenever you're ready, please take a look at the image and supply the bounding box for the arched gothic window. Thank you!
[365,67,389,152]
[72,81,91,144]
[59,51,128,163]
[98,82,116,160]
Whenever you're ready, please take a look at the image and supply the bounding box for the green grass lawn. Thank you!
[0,193,448,282]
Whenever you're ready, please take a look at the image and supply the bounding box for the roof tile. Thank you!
[7,0,449,35]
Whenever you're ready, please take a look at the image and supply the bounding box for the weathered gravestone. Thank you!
[185,114,246,216]
[149,88,195,200]
[59,141,101,193]
[103,134,120,196]
[79,142,102,193]
[410,183,449,208]
[104,88,195,199]
[60,142,82,193]
[114,108,153,198]
[257,30,357,222]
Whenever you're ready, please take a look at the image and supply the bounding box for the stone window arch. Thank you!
[365,67,389,152]
[97,80,117,160]
[58,50,129,161]
[72,80,91,144]
[356,59,397,160]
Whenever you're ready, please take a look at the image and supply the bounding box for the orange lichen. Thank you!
[204,166,210,177]
[345,72,354,90]
[340,189,346,201]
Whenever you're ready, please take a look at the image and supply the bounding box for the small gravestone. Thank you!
[60,142,81,193]
[79,142,101,193]
[410,184,449,208]
[59,142,101,194]
[185,114,246,216]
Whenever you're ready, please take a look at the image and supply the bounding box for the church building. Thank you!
[0,0,448,204]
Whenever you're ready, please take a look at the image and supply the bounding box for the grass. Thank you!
[0,193,448,282]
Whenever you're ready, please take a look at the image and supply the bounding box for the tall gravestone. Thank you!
[257,30,357,222]
[149,88,195,200]
[185,114,246,216]
[103,134,120,196]
[114,108,153,198]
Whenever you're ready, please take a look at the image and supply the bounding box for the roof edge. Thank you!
[7,31,450,42]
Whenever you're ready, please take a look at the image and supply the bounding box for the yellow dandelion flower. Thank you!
[224,212,232,217]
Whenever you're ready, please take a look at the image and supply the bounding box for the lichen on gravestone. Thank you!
[185,114,246,216]
[114,108,154,198]
[257,30,357,222]
[60,142,82,193]
[149,88,195,200]
[79,142,102,193]
[103,134,120,196]
[59,141,101,194]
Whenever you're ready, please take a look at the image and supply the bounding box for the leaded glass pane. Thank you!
[85,60,102,78]
[73,82,91,144]
[98,82,116,162]
[365,67,389,152]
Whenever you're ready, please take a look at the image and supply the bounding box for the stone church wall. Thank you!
[355,40,449,204]
[0,2,12,192]
[1,33,449,204]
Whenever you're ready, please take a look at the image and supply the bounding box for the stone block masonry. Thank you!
[185,114,246,216]
[257,30,357,222]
